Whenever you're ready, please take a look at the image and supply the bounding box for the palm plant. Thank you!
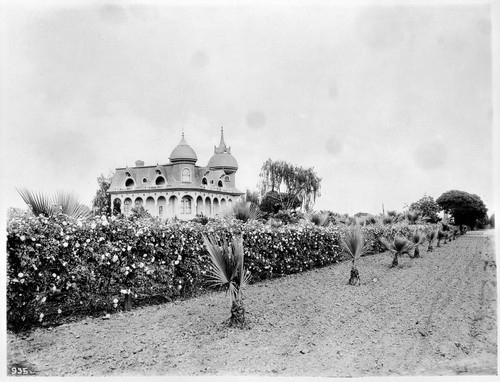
[406,210,420,224]
[341,227,368,285]
[437,230,446,247]
[410,231,426,258]
[202,233,251,327]
[379,236,414,268]
[308,212,329,226]
[221,200,262,223]
[17,188,91,219]
[426,230,437,252]
[382,215,395,225]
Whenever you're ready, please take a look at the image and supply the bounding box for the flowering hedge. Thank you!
[7,213,343,332]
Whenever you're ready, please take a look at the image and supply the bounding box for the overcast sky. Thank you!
[0,0,496,215]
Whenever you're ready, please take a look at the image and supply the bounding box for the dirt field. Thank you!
[7,230,497,377]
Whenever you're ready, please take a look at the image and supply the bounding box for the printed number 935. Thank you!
[11,367,29,375]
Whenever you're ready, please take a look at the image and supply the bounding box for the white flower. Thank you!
[65,235,70,240]
[18,272,24,278]
[39,313,44,319]
[90,223,97,229]
[86,239,91,243]
[112,255,118,262]
[113,298,118,304]
[127,245,132,251]
[57,308,62,314]
[52,285,56,291]
[125,271,129,276]
[139,262,144,268]
[63,242,68,247]
[20,279,25,284]
[125,266,130,270]
[174,260,179,265]
[41,296,47,303]
[101,254,105,260]
[120,289,127,294]
[20,235,26,241]
[75,242,80,248]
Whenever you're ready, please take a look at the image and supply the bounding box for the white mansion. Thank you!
[108,129,244,220]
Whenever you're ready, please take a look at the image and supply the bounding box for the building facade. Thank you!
[108,129,244,220]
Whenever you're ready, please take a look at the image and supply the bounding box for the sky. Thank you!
[0,0,497,216]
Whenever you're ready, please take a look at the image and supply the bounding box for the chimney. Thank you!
[135,160,144,167]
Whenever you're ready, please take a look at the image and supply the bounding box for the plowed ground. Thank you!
[7,230,497,377]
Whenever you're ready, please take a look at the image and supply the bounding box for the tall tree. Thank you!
[436,190,488,229]
[92,173,113,215]
[258,158,321,212]
[409,195,441,223]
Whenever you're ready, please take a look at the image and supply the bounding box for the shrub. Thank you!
[7,214,343,332]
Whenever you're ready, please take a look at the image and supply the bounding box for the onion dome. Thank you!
[207,127,238,172]
[169,133,197,164]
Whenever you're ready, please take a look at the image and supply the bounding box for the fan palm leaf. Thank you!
[379,235,414,267]
[341,227,368,285]
[17,188,54,217]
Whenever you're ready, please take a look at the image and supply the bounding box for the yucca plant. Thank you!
[410,232,426,258]
[341,227,368,285]
[379,236,415,268]
[426,230,437,252]
[17,188,91,219]
[202,233,251,327]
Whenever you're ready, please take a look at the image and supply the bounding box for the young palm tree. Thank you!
[341,227,368,285]
[379,236,414,268]
[202,233,251,327]
[437,230,446,247]
[221,200,262,222]
[308,212,329,226]
[410,232,426,258]
[426,230,437,252]
[17,188,91,219]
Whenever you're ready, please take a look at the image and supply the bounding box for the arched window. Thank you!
[125,178,134,187]
[218,180,223,187]
[181,196,192,214]
[181,168,191,183]
[155,176,165,186]
[224,176,230,182]
[124,198,132,214]
[202,177,208,185]
[142,178,148,183]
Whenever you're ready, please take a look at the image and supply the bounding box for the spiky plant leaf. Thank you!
[202,233,250,303]
[17,188,54,217]
[341,227,368,263]
[221,200,262,222]
[308,212,329,226]
[410,232,426,246]
[380,235,414,255]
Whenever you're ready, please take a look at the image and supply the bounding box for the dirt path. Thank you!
[7,230,497,377]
